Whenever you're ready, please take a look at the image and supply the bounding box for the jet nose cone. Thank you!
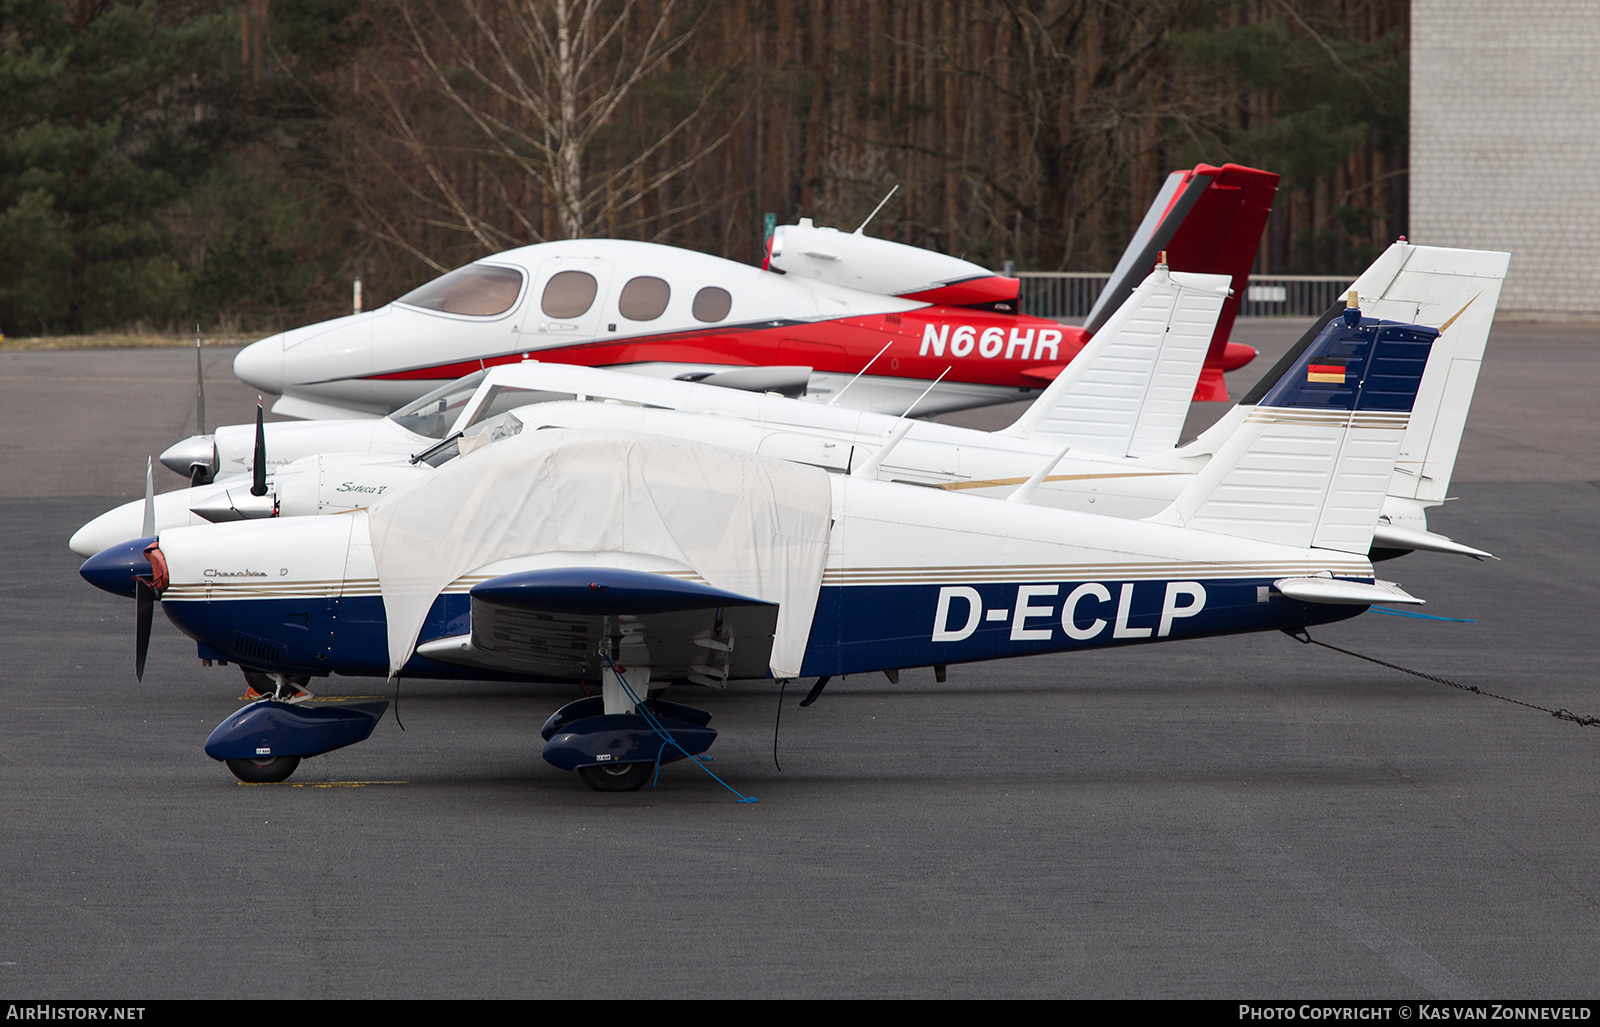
[235,333,286,394]
[79,536,158,598]
[69,501,142,557]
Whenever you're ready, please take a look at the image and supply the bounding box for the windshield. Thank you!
[397,264,524,316]
[461,384,581,430]
[387,370,488,439]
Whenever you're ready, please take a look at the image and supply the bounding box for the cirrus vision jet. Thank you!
[232,164,1276,421]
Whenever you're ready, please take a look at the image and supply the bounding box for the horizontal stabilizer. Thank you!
[1371,523,1495,560]
[1273,576,1424,606]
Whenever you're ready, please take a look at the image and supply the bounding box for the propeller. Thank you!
[136,458,158,681]
[250,398,267,497]
[78,459,168,681]
[190,327,209,488]
[135,578,154,681]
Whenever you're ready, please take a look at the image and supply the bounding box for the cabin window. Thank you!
[692,286,732,322]
[618,276,671,321]
[397,265,523,317]
[541,271,599,319]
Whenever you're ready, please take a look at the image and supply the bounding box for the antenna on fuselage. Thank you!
[854,185,900,235]
[827,340,894,407]
[849,366,951,479]
[1006,445,1073,505]
[899,365,951,420]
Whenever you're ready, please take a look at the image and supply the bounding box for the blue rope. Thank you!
[603,654,756,803]
[1371,606,1476,623]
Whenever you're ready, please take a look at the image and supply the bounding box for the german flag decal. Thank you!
[1306,359,1347,384]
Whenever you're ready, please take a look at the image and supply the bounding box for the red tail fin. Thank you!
[1164,164,1278,400]
[1086,164,1279,401]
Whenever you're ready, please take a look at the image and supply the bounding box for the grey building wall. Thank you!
[1411,0,1600,314]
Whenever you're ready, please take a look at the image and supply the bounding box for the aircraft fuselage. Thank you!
[234,240,1077,417]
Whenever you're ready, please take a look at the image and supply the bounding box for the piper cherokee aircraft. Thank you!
[228,163,1276,422]
[80,302,1439,791]
[79,240,1505,564]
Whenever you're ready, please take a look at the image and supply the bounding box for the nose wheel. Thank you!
[224,755,302,783]
[577,762,654,792]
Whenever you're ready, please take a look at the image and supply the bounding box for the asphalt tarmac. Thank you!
[2,324,1598,999]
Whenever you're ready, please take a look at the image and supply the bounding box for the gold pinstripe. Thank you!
[163,567,710,601]
[937,471,1186,492]
[821,558,1370,586]
[1244,409,1410,429]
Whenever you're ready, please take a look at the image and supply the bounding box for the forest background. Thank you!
[0,0,1408,338]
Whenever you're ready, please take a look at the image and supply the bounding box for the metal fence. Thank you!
[1015,272,1353,319]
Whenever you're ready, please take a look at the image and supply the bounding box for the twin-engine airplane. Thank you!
[225,164,1275,423]
[82,303,1441,792]
[77,240,1506,564]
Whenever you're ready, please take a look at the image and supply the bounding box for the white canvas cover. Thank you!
[365,429,834,679]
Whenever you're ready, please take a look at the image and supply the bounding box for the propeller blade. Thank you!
[250,398,268,497]
[194,326,205,436]
[141,457,155,537]
[135,578,154,681]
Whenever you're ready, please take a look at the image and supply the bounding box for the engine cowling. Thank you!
[766,219,1019,306]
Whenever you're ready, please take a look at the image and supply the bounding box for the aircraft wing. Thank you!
[367,429,834,680]
[415,567,779,685]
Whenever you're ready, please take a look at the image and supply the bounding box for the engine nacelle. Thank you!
[766,219,1019,306]
[274,453,431,517]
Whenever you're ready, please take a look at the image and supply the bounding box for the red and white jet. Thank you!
[233,164,1276,420]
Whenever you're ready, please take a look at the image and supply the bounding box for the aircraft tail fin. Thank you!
[1001,267,1230,456]
[1084,164,1279,402]
[1149,306,1438,554]
[1346,242,1510,505]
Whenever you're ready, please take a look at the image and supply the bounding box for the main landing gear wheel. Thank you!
[577,761,653,792]
[225,756,302,783]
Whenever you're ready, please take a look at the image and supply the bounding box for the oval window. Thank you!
[397,265,523,317]
[692,286,732,322]
[618,276,671,321]
[541,270,598,319]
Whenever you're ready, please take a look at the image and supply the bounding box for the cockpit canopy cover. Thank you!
[366,429,834,677]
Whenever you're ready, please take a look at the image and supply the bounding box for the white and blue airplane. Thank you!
[74,241,1506,563]
[81,302,1440,791]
